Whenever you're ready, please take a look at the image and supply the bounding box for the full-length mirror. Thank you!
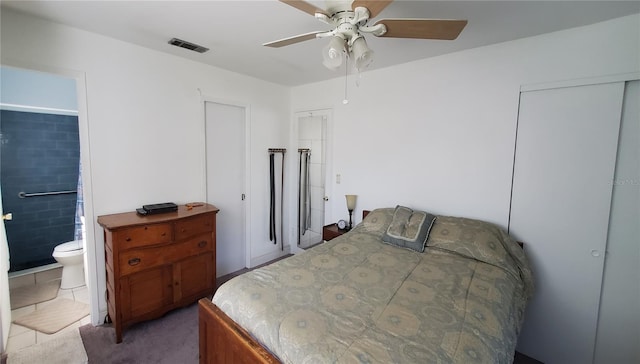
[296,113,327,249]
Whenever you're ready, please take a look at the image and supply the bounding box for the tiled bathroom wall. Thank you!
[1,110,80,271]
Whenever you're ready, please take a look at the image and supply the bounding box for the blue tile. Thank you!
[1,110,80,272]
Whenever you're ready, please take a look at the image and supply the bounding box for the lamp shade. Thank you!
[351,37,374,71]
[345,195,357,210]
[322,36,345,70]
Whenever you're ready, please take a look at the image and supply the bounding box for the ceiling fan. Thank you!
[264,0,468,72]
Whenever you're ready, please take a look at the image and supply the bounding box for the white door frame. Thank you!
[200,95,251,270]
[510,72,640,363]
[0,60,99,325]
[290,108,333,253]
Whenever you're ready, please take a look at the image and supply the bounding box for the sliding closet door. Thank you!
[594,80,640,363]
[510,82,624,363]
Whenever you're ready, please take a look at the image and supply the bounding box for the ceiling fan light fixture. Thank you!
[322,36,346,70]
[269,0,469,76]
[351,36,374,71]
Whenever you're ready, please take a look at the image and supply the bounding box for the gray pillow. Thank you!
[351,208,394,237]
[382,205,436,252]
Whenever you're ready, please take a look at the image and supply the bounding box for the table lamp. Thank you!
[345,195,357,230]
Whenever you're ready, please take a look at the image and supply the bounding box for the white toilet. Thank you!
[52,240,85,289]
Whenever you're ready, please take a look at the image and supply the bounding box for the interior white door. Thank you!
[593,80,640,363]
[0,186,11,352]
[205,101,246,277]
[511,82,625,363]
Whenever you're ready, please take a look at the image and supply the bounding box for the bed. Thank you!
[199,207,534,363]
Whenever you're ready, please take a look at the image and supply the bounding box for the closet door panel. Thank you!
[594,80,640,363]
[511,82,624,364]
[205,101,246,276]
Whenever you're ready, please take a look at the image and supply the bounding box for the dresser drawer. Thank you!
[119,246,167,276]
[118,234,213,276]
[173,234,214,261]
[113,223,172,249]
[175,213,214,241]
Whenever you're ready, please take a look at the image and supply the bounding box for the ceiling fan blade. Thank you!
[352,0,393,19]
[374,19,468,40]
[263,31,325,48]
[279,0,329,17]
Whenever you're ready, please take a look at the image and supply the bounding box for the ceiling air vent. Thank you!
[168,38,209,53]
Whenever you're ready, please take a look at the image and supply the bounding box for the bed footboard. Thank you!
[198,298,280,364]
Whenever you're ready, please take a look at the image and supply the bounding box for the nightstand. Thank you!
[323,223,348,241]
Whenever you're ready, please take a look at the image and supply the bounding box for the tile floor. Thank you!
[6,267,91,353]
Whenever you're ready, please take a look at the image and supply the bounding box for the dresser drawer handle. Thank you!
[128,258,141,266]
[198,241,207,248]
[126,237,132,242]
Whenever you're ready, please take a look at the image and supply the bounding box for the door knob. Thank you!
[2,213,12,221]
[323,196,329,201]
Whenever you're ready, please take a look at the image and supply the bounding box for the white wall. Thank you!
[1,8,291,324]
[291,14,640,228]
[291,14,639,362]
[0,66,77,113]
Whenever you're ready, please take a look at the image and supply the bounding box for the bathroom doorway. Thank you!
[0,65,94,351]
[0,66,82,273]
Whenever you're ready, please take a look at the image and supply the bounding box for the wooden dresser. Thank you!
[97,203,219,343]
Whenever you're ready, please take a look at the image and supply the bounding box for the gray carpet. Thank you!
[79,303,199,364]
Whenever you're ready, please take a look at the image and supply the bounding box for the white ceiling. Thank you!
[2,0,639,86]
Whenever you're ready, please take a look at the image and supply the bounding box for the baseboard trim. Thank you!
[249,246,291,268]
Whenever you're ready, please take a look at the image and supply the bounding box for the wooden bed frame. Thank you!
[198,210,522,363]
[198,298,278,364]
[198,211,373,364]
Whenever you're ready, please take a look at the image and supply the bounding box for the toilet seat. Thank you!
[54,240,82,252]
[53,240,84,257]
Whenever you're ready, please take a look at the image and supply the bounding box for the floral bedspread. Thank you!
[213,208,533,364]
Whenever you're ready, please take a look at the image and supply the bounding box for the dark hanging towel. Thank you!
[268,148,286,250]
[298,149,311,246]
[270,152,276,244]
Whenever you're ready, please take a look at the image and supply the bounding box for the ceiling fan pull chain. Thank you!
[343,55,349,105]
